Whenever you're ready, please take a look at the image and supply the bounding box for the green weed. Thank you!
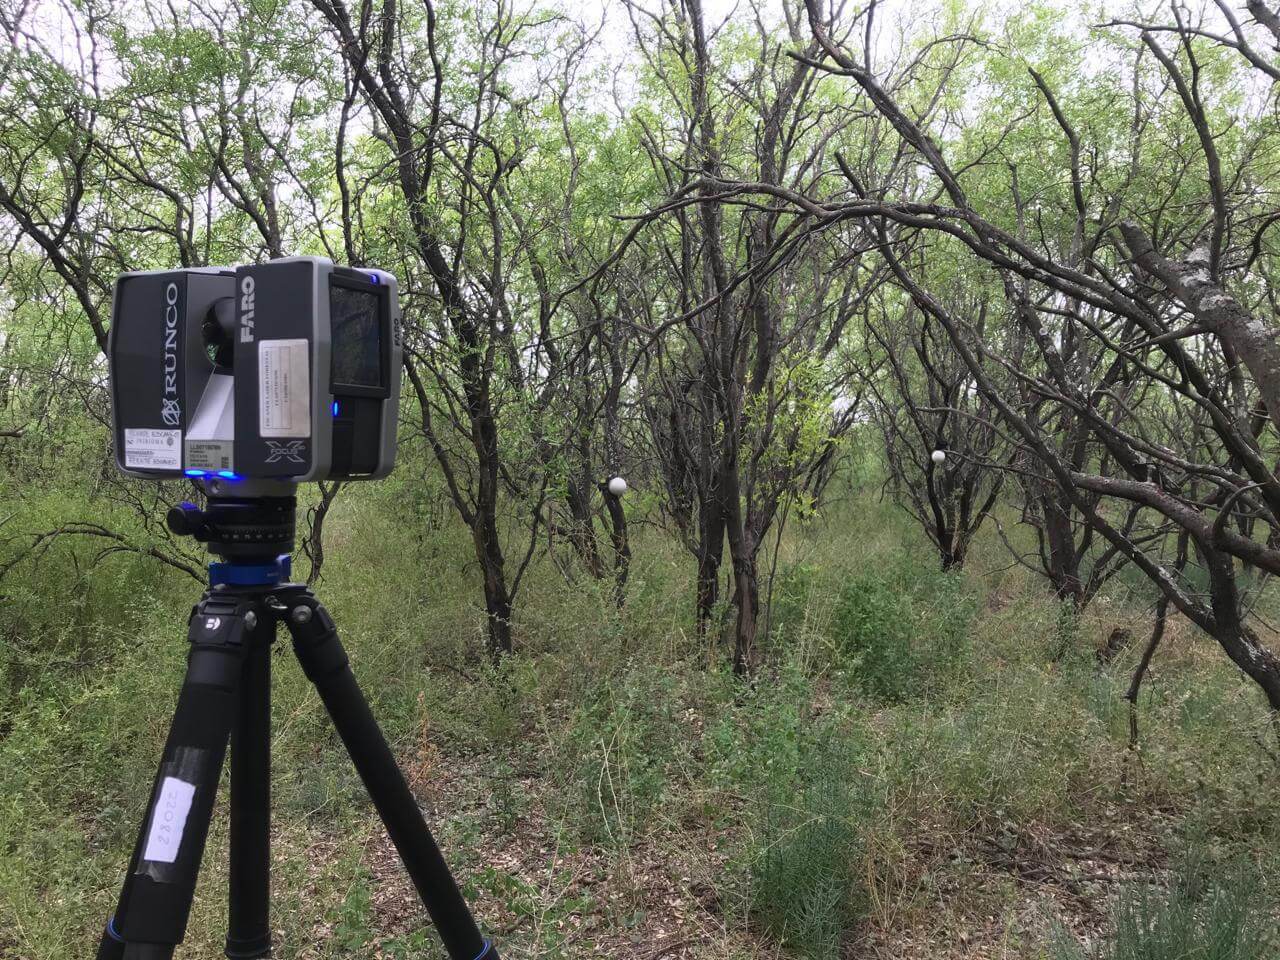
[746,733,877,958]
[1054,847,1280,960]
[830,556,976,703]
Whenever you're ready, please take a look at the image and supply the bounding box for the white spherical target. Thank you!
[930,449,947,465]
[607,476,628,496]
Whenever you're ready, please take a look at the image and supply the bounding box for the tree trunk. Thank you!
[1123,224,1280,433]
[721,456,760,677]
[696,507,725,638]
[565,481,604,579]
[477,535,514,659]
[475,439,513,658]
[731,551,760,677]
[696,554,721,638]
[1043,494,1084,605]
[600,483,631,608]
[303,481,343,586]
[1126,610,1166,750]
[1214,622,1280,712]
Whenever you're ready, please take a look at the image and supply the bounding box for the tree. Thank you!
[0,0,329,581]
[310,0,609,657]
[862,289,1007,571]
[625,0,875,672]
[716,0,1280,705]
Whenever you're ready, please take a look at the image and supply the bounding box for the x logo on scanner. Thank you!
[264,440,306,464]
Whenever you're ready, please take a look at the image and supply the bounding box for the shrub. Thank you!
[747,736,876,958]
[829,557,976,703]
[703,656,817,800]
[767,561,821,646]
[558,667,685,847]
[1054,846,1280,960]
[831,573,919,702]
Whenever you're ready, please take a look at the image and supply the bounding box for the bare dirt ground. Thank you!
[297,750,1169,960]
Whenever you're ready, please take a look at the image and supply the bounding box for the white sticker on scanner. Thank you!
[185,440,234,471]
[143,776,196,864]
[124,429,181,469]
[258,339,311,438]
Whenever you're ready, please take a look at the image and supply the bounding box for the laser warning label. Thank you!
[123,429,181,470]
[259,339,310,438]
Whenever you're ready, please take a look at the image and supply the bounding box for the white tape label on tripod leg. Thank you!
[258,339,311,438]
[142,776,196,864]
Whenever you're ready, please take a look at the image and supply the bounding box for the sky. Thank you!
[13,0,1255,95]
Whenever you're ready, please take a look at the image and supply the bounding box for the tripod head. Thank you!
[166,479,298,574]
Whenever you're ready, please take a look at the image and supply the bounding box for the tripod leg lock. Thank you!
[282,595,349,683]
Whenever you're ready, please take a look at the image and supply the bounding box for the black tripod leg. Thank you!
[226,638,273,958]
[96,595,258,960]
[284,594,498,960]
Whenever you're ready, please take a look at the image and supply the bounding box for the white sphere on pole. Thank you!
[607,476,628,496]
[931,449,947,465]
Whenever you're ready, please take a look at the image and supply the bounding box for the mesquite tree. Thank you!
[862,288,1007,571]
[310,0,611,657]
[725,0,1280,706]
[626,0,875,672]
[0,0,332,579]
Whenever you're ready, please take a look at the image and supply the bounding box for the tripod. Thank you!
[96,486,498,960]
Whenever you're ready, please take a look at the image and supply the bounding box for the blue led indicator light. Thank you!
[332,401,340,416]
[184,469,206,477]
[216,470,239,479]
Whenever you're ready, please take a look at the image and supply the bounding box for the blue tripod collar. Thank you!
[208,555,292,587]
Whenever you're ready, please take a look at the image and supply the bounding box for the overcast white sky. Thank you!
[17,0,1216,73]
[11,0,1260,127]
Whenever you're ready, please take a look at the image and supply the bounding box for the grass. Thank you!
[746,724,876,958]
[3,479,1280,958]
[1053,843,1280,960]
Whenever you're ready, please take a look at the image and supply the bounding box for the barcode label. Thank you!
[185,440,234,471]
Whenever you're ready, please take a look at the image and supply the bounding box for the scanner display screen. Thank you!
[330,285,382,389]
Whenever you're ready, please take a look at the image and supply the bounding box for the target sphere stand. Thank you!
[95,482,498,960]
